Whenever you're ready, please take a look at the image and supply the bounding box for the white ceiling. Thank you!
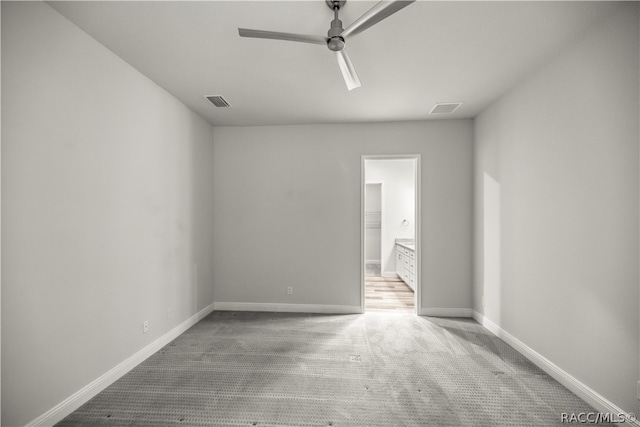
[48,1,617,127]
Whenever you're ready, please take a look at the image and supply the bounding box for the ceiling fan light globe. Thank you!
[327,37,345,51]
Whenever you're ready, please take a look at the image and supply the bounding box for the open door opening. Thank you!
[362,156,420,314]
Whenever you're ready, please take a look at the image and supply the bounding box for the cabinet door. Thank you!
[396,249,405,276]
[406,249,416,290]
[408,255,415,276]
[403,257,410,282]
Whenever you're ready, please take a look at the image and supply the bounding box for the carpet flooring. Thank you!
[56,311,610,427]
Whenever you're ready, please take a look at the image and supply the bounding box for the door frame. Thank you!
[361,154,421,314]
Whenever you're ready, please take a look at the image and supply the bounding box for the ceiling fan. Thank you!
[238,0,415,91]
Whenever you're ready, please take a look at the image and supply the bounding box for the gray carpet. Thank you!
[56,311,609,426]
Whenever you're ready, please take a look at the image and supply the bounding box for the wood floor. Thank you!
[365,275,415,313]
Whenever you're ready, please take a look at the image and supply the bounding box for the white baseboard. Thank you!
[364,260,381,265]
[214,302,361,314]
[420,307,473,317]
[27,303,216,427]
[472,311,640,427]
[382,271,398,278]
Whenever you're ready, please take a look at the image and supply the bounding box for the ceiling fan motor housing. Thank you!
[327,18,345,51]
[326,0,346,51]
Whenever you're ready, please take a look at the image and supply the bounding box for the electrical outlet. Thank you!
[143,320,149,333]
[167,307,173,320]
[286,286,293,295]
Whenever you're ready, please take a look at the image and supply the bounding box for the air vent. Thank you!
[205,95,232,108]
[430,103,462,114]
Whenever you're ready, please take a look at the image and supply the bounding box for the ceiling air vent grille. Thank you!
[430,103,462,114]
[205,95,232,108]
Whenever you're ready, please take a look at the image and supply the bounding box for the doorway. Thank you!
[361,156,420,314]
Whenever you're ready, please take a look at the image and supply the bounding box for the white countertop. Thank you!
[396,241,415,251]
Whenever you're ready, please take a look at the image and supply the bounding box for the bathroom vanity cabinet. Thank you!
[395,243,416,291]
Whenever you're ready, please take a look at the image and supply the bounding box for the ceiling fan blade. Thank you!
[336,49,361,91]
[238,28,328,46]
[340,0,416,39]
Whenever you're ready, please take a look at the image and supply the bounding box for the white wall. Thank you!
[212,120,473,313]
[365,159,416,276]
[1,2,215,425]
[474,3,639,414]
